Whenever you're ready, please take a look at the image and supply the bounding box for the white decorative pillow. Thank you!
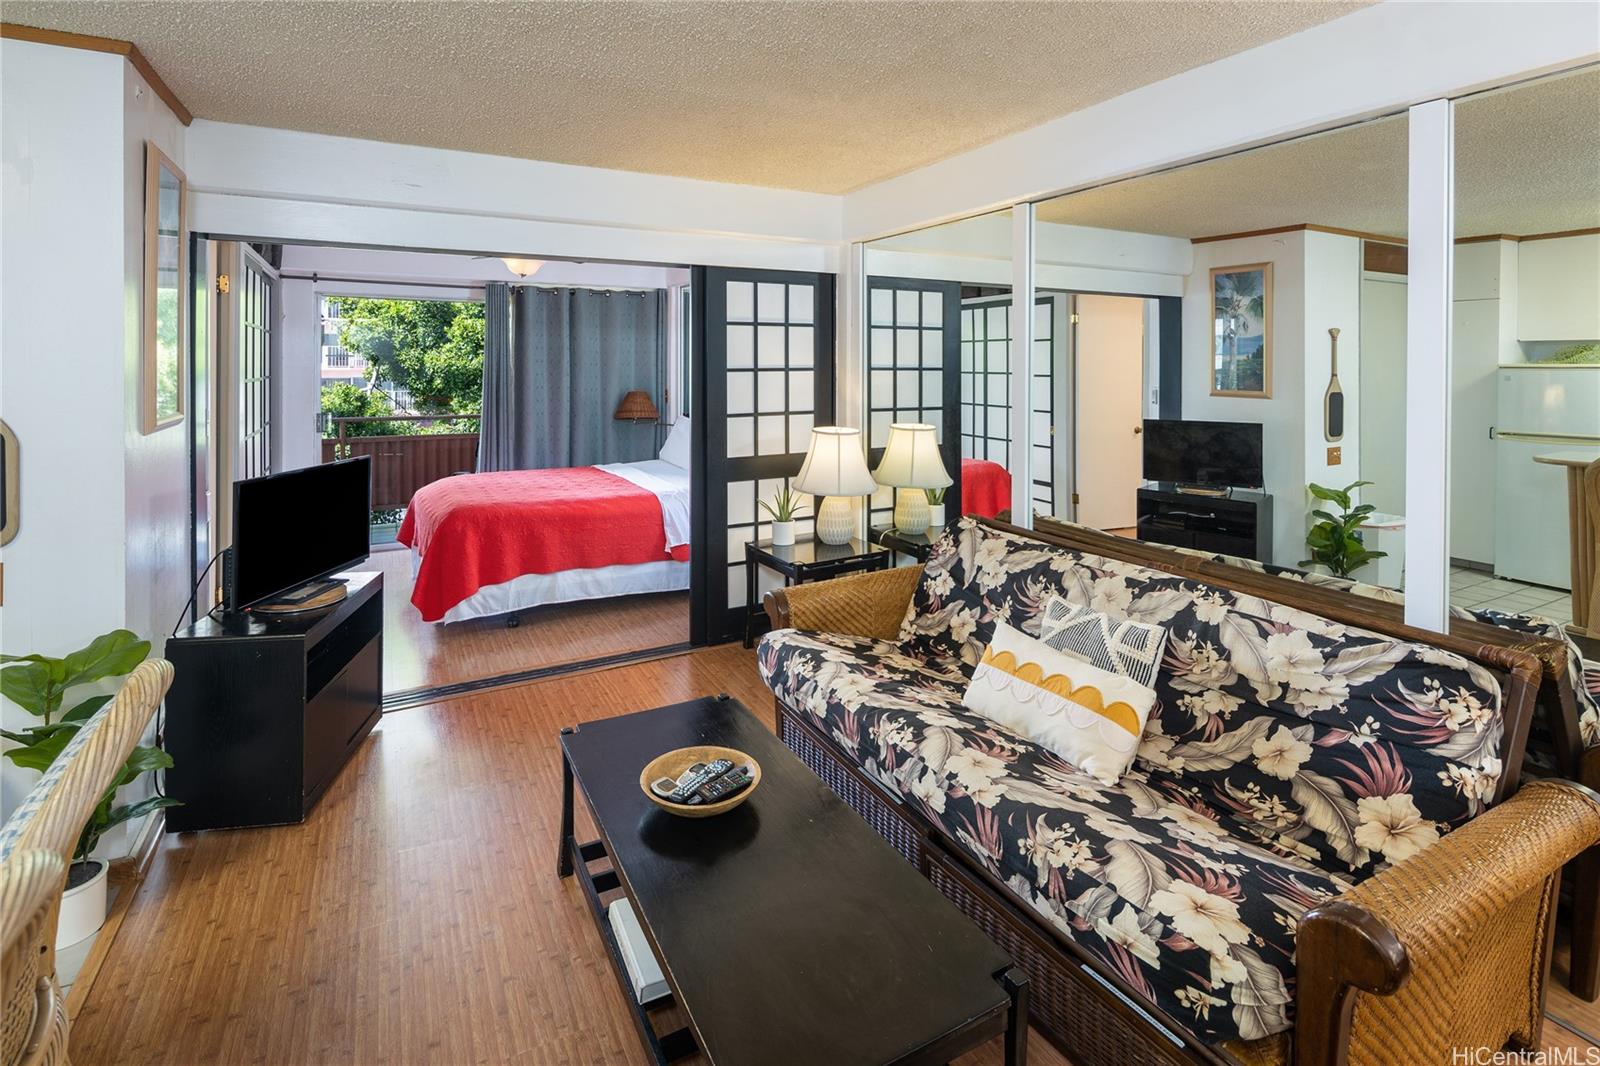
[657,417,691,469]
[963,622,1157,785]
[1036,596,1169,689]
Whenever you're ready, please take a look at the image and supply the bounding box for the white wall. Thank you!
[1301,232,1363,498]
[1183,232,1307,567]
[0,41,189,828]
[0,42,128,673]
[122,62,190,663]
[1359,274,1408,518]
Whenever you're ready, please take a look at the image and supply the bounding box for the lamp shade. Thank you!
[501,257,544,278]
[614,390,660,422]
[793,427,877,497]
[874,423,952,489]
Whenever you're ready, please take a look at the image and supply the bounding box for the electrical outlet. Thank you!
[1327,446,1342,465]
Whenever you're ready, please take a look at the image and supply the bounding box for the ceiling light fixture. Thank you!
[501,257,545,278]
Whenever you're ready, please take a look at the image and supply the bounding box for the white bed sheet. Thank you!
[427,552,689,623]
[598,459,690,551]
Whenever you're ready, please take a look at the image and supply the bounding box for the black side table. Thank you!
[870,524,941,564]
[744,536,890,646]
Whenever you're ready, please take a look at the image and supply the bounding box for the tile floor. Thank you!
[1449,565,1573,623]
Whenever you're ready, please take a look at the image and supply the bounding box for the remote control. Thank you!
[651,762,704,800]
[662,758,734,804]
[694,765,753,804]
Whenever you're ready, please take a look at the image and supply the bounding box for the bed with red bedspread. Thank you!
[397,462,689,623]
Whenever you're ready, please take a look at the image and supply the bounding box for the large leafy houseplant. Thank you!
[1,630,180,866]
[1300,480,1387,579]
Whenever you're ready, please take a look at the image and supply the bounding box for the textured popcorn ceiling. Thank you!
[4,0,1365,194]
[1038,66,1600,239]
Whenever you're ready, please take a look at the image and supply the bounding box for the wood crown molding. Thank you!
[1,22,192,125]
[1195,222,1600,247]
[1192,222,1406,245]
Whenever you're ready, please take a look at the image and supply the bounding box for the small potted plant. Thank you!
[925,487,948,531]
[1,629,180,946]
[1301,480,1387,579]
[758,485,808,547]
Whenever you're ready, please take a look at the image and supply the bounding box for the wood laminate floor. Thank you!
[352,547,689,694]
[73,645,1597,1065]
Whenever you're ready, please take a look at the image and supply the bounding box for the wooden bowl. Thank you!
[639,746,761,818]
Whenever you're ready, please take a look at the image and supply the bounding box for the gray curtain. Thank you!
[476,281,513,472]
[478,285,666,471]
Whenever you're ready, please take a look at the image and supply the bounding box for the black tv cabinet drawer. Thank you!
[1135,486,1272,564]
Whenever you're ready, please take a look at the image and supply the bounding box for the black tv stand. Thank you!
[163,570,382,831]
[1135,484,1272,563]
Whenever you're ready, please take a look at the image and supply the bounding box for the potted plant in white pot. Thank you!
[1300,480,1387,580]
[925,487,948,531]
[1,629,181,946]
[758,485,808,547]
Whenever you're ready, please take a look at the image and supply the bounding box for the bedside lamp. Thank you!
[874,423,952,535]
[793,427,877,546]
[614,390,659,423]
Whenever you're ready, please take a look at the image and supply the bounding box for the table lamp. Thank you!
[793,427,877,545]
[873,423,952,535]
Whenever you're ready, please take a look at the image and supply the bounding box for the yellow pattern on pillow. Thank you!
[978,648,1142,737]
[963,622,1158,785]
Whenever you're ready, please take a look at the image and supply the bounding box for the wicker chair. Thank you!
[764,562,1600,1066]
[0,658,175,1066]
[2,850,68,1066]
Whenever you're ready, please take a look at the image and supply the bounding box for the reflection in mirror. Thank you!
[863,209,1014,537]
[1450,67,1600,629]
[1029,113,1411,593]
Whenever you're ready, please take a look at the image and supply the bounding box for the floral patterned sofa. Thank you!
[1033,512,1600,1001]
[759,518,1600,1066]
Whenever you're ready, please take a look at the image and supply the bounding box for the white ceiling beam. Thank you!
[185,119,843,247]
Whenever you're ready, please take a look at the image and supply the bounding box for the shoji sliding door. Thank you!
[864,278,961,530]
[691,267,835,644]
[961,295,1056,515]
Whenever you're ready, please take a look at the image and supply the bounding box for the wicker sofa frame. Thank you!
[1027,514,1599,1001]
[762,521,1600,1066]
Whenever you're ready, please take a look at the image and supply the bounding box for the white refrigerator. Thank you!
[1494,364,1600,588]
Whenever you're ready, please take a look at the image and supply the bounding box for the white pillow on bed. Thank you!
[658,418,691,469]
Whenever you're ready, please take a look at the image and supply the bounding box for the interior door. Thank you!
[212,242,280,565]
[189,236,215,619]
[1074,294,1145,531]
[691,267,835,644]
[864,277,960,529]
[236,246,277,481]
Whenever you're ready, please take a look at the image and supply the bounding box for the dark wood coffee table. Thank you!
[558,695,1027,1066]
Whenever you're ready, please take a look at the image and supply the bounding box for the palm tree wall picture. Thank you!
[1209,262,1272,398]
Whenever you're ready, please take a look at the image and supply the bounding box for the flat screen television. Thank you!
[1142,419,1263,489]
[229,457,372,611]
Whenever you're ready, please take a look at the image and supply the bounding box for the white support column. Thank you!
[837,241,866,431]
[1010,205,1036,527]
[838,241,869,539]
[1404,99,1454,632]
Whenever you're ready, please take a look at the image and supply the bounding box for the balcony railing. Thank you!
[324,346,351,367]
[322,415,481,509]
